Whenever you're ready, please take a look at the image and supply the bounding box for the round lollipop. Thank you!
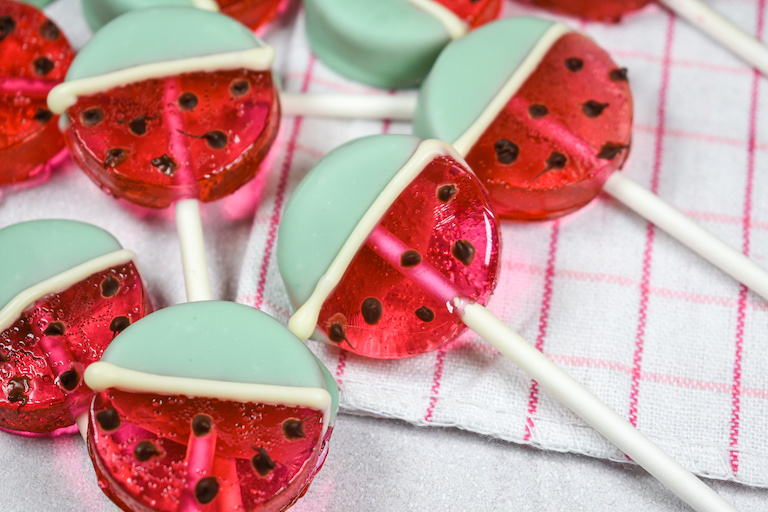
[277,133,736,512]
[0,0,74,187]
[0,219,150,435]
[84,301,338,512]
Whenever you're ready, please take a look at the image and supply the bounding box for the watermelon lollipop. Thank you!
[0,0,74,187]
[0,219,150,435]
[303,0,502,88]
[84,301,338,512]
[518,0,653,22]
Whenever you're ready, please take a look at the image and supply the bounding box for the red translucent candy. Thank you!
[465,32,633,221]
[432,0,503,28]
[89,389,329,512]
[0,264,150,434]
[519,0,653,23]
[0,0,74,186]
[216,0,282,30]
[64,70,279,209]
[318,155,500,359]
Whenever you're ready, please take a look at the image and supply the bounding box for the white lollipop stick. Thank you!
[280,92,417,120]
[659,0,768,76]
[366,224,736,512]
[603,171,768,299]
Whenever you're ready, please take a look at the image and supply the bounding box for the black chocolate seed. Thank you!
[33,57,54,76]
[178,92,198,110]
[44,321,66,336]
[565,57,584,72]
[415,306,435,323]
[610,68,628,82]
[7,376,30,406]
[195,477,219,504]
[101,275,120,297]
[251,448,276,476]
[0,352,7,363]
[582,100,609,118]
[203,130,228,149]
[495,139,519,165]
[128,116,148,136]
[151,154,178,177]
[437,184,458,203]
[110,316,130,336]
[230,79,250,96]
[39,19,60,41]
[451,240,476,266]
[81,107,104,127]
[545,152,567,171]
[95,408,121,431]
[528,104,548,119]
[597,142,629,161]
[104,148,128,169]
[282,418,306,440]
[59,369,79,391]
[328,322,347,344]
[400,250,422,268]
[360,297,383,325]
[0,16,16,42]
[134,441,160,462]
[192,415,213,437]
[34,108,53,123]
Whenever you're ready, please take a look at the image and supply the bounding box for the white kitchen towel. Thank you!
[237,1,768,488]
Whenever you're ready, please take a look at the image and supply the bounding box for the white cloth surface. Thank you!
[0,0,767,511]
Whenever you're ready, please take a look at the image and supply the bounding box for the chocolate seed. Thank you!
[327,322,347,344]
[0,16,16,42]
[565,57,584,72]
[192,415,213,437]
[7,376,30,407]
[437,184,458,202]
[528,104,548,119]
[203,131,228,149]
[178,92,198,110]
[597,142,629,161]
[495,139,519,165]
[110,316,130,336]
[282,418,306,440]
[360,297,383,325]
[230,79,250,96]
[151,154,177,176]
[451,240,476,266]
[0,352,7,362]
[545,152,567,170]
[39,19,60,40]
[34,108,53,123]
[400,250,422,268]
[101,275,120,297]
[609,68,628,82]
[59,369,79,391]
[104,148,128,169]
[195,477,219,504]
[128,116,148,135]
[95,408,121,431]
[134,441,160,462]
[44,321,65,336]
[81,107,104,127]
[251,448,276,476]
[582,100,609,118]
[415,306,435,322]
[33,57,54,76]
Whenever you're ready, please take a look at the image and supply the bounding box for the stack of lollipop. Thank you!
[1,0,767,510]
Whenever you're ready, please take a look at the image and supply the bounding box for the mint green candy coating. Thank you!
[81,0,199,32]
[0,219,123,311]
[413,17,557,144]
[101,301,338,418]
[305,0,451,89]
[66,7,265,82]
[278,134,421,309]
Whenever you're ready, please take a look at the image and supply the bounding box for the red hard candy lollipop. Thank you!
[517,0,653,22]
[0,0,73,186]
[0,220,150,435]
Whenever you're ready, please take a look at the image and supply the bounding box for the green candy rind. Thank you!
[80,0,199,32]
[277,134,421,309]
[0,220,123,311]
[65,7,265,82]
[413,17,556,144]
[304,0,451,89]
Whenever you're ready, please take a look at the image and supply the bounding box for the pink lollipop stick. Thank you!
[0,77,60,95]
[366,223,737,512]
[178,416,218,512]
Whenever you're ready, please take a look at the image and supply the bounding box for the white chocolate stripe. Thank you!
[407,0,468,40]
[453,22,571,155]
[190,0,219,10]
[48,46,276,114]
[85,362,334,435]
[0,249,137,333]
[288,139,472,341]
